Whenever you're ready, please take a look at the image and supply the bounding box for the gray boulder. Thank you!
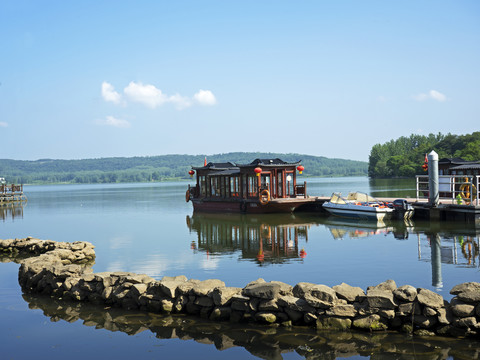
[367,279,397,292]
[393,285,417,302]
[366,289,397,309]
[333,282,365,303]
[417,288,444,309]
[242,282,281,300]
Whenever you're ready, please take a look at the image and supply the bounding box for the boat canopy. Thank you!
[346,192,378,202]
[328,193,347,204]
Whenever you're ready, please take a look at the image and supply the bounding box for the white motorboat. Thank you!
[322,192,394,221]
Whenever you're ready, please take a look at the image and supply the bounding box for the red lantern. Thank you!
[188,170,195,178]
[254,167,262,177]
[297,165,304,174]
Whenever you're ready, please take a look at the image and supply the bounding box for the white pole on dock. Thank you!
[428,150,439,206]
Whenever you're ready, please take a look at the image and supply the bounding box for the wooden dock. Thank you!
[302,196,480,224]
[0,184,27,205]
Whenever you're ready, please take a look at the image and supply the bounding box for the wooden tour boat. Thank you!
[186,158,315,213]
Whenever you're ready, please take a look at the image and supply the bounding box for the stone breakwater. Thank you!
[2,237,480,338]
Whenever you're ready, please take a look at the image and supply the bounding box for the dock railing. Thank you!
[416,175,479,206]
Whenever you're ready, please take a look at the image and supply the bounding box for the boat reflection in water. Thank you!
[0,203,24,222]
[186,213,315,265]
[320,217,396,240]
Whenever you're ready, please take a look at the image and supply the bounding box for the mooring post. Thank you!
[428,150,439,207]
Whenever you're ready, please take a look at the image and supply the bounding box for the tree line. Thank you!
[0,152,368,185]
[368,132,480,178]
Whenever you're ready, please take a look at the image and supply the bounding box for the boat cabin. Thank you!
[190,158,305,200]
[187,158,309,213]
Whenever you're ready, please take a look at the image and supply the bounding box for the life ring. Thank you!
[460,183,477,201]
[259,189,270,205]
[185,190,190,202]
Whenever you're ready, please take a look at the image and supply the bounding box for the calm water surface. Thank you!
[1,177,479,359]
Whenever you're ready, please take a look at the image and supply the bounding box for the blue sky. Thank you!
[1,1,479,162]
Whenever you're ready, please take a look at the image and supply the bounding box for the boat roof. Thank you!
[192,162,238,171]
[192,158,301,171]
[237,158,301,167]
[450,162,480,170]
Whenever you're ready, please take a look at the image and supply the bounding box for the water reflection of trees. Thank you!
[22,293,480,360]
[0,203,24,222]
[186,213,315,265]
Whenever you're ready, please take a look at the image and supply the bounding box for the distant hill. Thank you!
[0,152,368,184]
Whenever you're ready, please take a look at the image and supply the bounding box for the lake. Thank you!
[1,177,479,359]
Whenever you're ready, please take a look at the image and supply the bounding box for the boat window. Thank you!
[260,174,270,193]
[277,172,283,198]
[210,177,222,197]
[286,172,294,197]
[248,175,258,197]
[199,176,206,196]
[230,176,239,197]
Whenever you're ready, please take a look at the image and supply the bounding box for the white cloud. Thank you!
[194,89,217,106]
[101,81,217,110]
[0,122,8,127]
[96,115,131,128]
[124,81,167,108]
[413,90,447,102]
[429,90,447,102]
[168,93,192,109]
[101,82,122,104]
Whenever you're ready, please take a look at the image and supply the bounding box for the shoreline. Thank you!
[1,237,479,339]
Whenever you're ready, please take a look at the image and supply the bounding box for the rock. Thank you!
[352,314,387,331]
[277,295,315,313]
[333,283,365,303]
[367,280,397,292]
[423,306,437,317]
[211,287,242,306]
[413,315,437,329]
[317,317,352,330]
[284,308,303,322]
[258,299,280,312]
[242,282,281,300]
[177,280,201,295]
[192,279,225,297]
[366,289,397,309]
[450,282,480,295]
[451,302,476,317]
[194,296,214,308]
[209,306,231,321]
[457,290,480,304]
[255,312,277,324]
[304,312,317,324]
[129,283,147,298]
[161,299,174,313]
[414,329,436,336]
[437,307,453,325]
[293,282,315,298]
[270,281,293,296]
[393,285,417,302]
[453,317,477,329]
[417,288,444,309]
[378,309,395,320]
[231,295,250,312]
[294,284,337,309]
[325,304,357,318]
[159,279,186,298]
